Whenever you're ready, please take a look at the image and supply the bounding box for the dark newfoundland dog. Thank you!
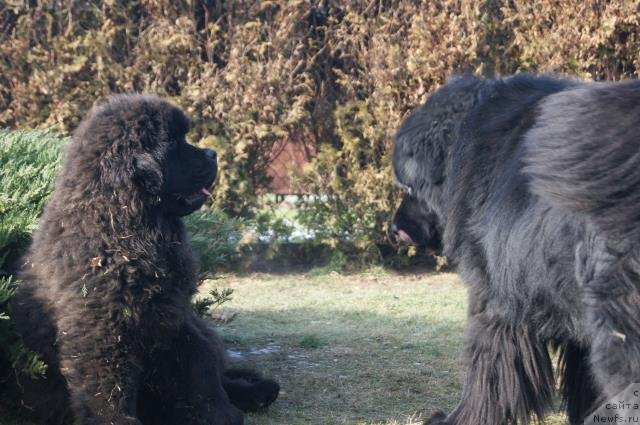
[11,95,278,424]
[392,74,640,424]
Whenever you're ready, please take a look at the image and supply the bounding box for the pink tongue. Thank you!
[201,188,211,197]
[397,229,415,245]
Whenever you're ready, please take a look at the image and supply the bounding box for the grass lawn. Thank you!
[2,269,569,425]
[204,269,568,425]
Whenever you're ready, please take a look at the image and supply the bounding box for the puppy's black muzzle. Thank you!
[202,148,218,187]
[204,148,217,162]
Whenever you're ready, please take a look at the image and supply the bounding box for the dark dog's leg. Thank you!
[427,311,554,425]
[138,317,244,425]
[222,368,280,412]
[582,242,640,403]
[557,343,598,424]
[57,319,141,425]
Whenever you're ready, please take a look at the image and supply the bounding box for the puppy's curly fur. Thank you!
[10,95,278,424]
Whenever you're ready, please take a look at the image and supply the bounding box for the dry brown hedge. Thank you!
[3,0,640,256]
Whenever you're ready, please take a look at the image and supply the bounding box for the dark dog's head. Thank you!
[69,94,217,217]
[391,75,484,250]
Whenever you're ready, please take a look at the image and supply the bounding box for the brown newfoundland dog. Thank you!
[11,95,278,424]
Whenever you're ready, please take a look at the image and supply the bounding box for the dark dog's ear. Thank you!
[393,114,448,189]
[133,153,163,195]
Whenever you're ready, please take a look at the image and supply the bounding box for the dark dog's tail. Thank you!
[524,80,640,239]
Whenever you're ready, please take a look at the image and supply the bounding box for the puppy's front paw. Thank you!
[424,410,448,425]
[253,378,280,409]
[223,369,280,412]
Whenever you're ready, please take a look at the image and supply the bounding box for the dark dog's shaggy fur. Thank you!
[10,95,278,424]
[392,74,640,424]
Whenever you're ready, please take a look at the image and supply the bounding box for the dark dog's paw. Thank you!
[223,368,280,412]
[424,410,448,425]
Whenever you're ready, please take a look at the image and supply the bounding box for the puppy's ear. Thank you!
[133,153,163,195]
[168,105,190,140]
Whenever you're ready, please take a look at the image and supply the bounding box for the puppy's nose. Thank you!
[204,149,217,161]
[390,223,399,235]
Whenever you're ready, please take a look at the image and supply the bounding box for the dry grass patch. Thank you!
[205,269,567,425]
